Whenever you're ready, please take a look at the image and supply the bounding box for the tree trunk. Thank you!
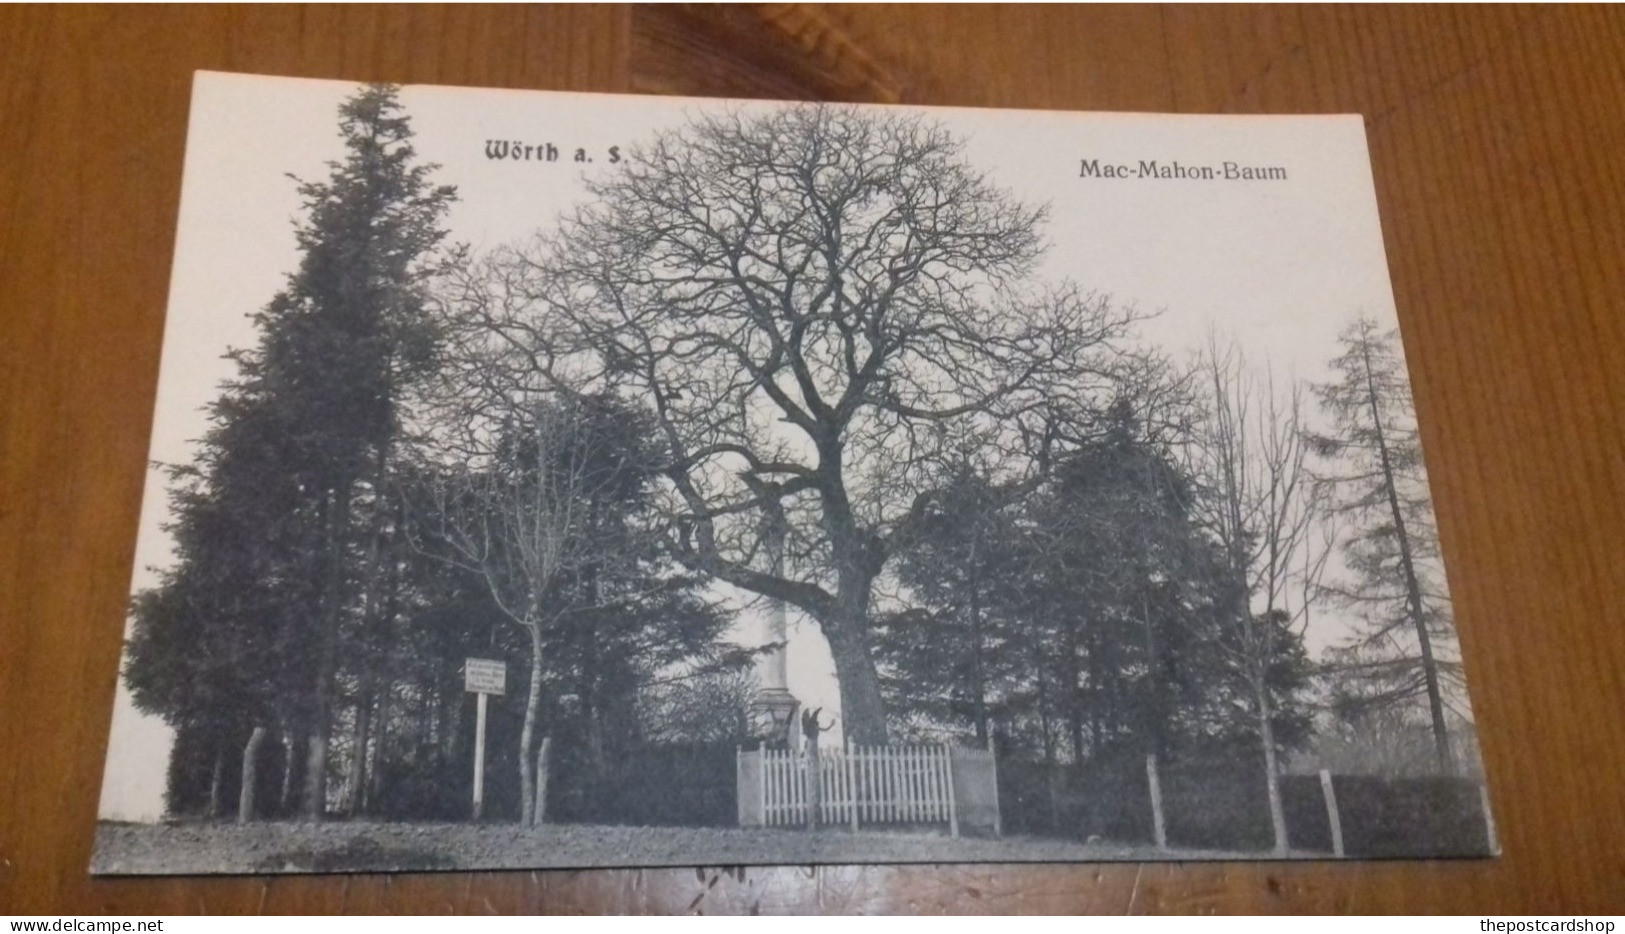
[366,507,403,810]
[968,555,989,746]
[1141,594,1166,760]
[1036,659,1055,765]
[580,565,608,814]
[345,445,392,818]
[1072,625,1091,763]
[583,696,605,813]
[279,728,299,816]
[533,736,552,825]
[206,750,224,819]
[345,686,372,817]
[367,690,389,810]
[822,613,888,745]
[304,478,352,821]
[238,726,267,824]
[518,620,545,826]
[302,730,328,821]
[1254,672,1289,855]
[1363,353,1452,772]
[814,444,889,745]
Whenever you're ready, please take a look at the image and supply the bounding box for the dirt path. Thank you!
[91,820,1257,875]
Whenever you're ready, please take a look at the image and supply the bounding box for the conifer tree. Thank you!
[125,84,456,820]
[257,85,454,817]
[1311,314,1459,772]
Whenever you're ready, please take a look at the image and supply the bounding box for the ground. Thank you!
[90,820,1260,875]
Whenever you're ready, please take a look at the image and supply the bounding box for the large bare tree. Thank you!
[455,105,1139,743]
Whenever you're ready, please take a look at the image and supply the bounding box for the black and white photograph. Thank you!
[92,71,1493,875]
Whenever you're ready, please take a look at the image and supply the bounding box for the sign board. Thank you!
[464,657,506,695]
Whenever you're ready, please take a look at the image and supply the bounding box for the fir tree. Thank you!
[125,84,456,820]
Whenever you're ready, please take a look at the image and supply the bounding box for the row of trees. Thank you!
[125,86,1466,839]
[871,321,1461,853]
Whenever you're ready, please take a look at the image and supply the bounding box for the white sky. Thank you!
[100,72,1415,822]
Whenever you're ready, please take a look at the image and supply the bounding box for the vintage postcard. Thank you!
[93,71,1492,874]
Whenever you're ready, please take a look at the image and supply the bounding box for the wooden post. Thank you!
[1319,768,1345,857]
[206,751,223,820]
[935,746,948,823]
[472,691,488,821]
[238,726,267,824]
[1479,782,1500,855]
[944,745,960,839]
[805,744,821,830]
[1146,754,1168,851]
[462,658,506,823]
[759,742,769,826]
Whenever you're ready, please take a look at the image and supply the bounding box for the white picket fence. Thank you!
[753,744,961,836]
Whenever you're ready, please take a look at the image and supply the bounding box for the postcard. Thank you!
[93,72,1492,874]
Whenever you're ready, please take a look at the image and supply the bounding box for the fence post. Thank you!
[805,746,820,830]
[1146,754,1168,851]
[944,745,960,839]
[1479,781,1500,855]
[237,725,266,824]
[1319,768,1345,857]
[760,742,769,827]
[738,745,767,828]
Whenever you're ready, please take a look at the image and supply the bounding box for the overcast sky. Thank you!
[100,72,1418,822]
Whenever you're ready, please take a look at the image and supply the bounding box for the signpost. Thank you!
[464,658,506,820]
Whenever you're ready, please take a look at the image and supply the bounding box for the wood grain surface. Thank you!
[3,3,1623,915]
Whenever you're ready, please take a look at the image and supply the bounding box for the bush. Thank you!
[1330,774,1492,858]
[548,741,737,827]
[997,752,1153,843]
[1161,758,1273,851]
[1281,774,1333,852]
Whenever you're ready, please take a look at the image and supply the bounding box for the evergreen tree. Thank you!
[125,385,319,818]
[241,84,455,818]
[1311,314,1460,772]
[874,461,1029,745]
[125,84,456,820]
[1022,402,1226,763]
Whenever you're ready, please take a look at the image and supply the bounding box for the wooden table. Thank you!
[3,4,1623,914]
